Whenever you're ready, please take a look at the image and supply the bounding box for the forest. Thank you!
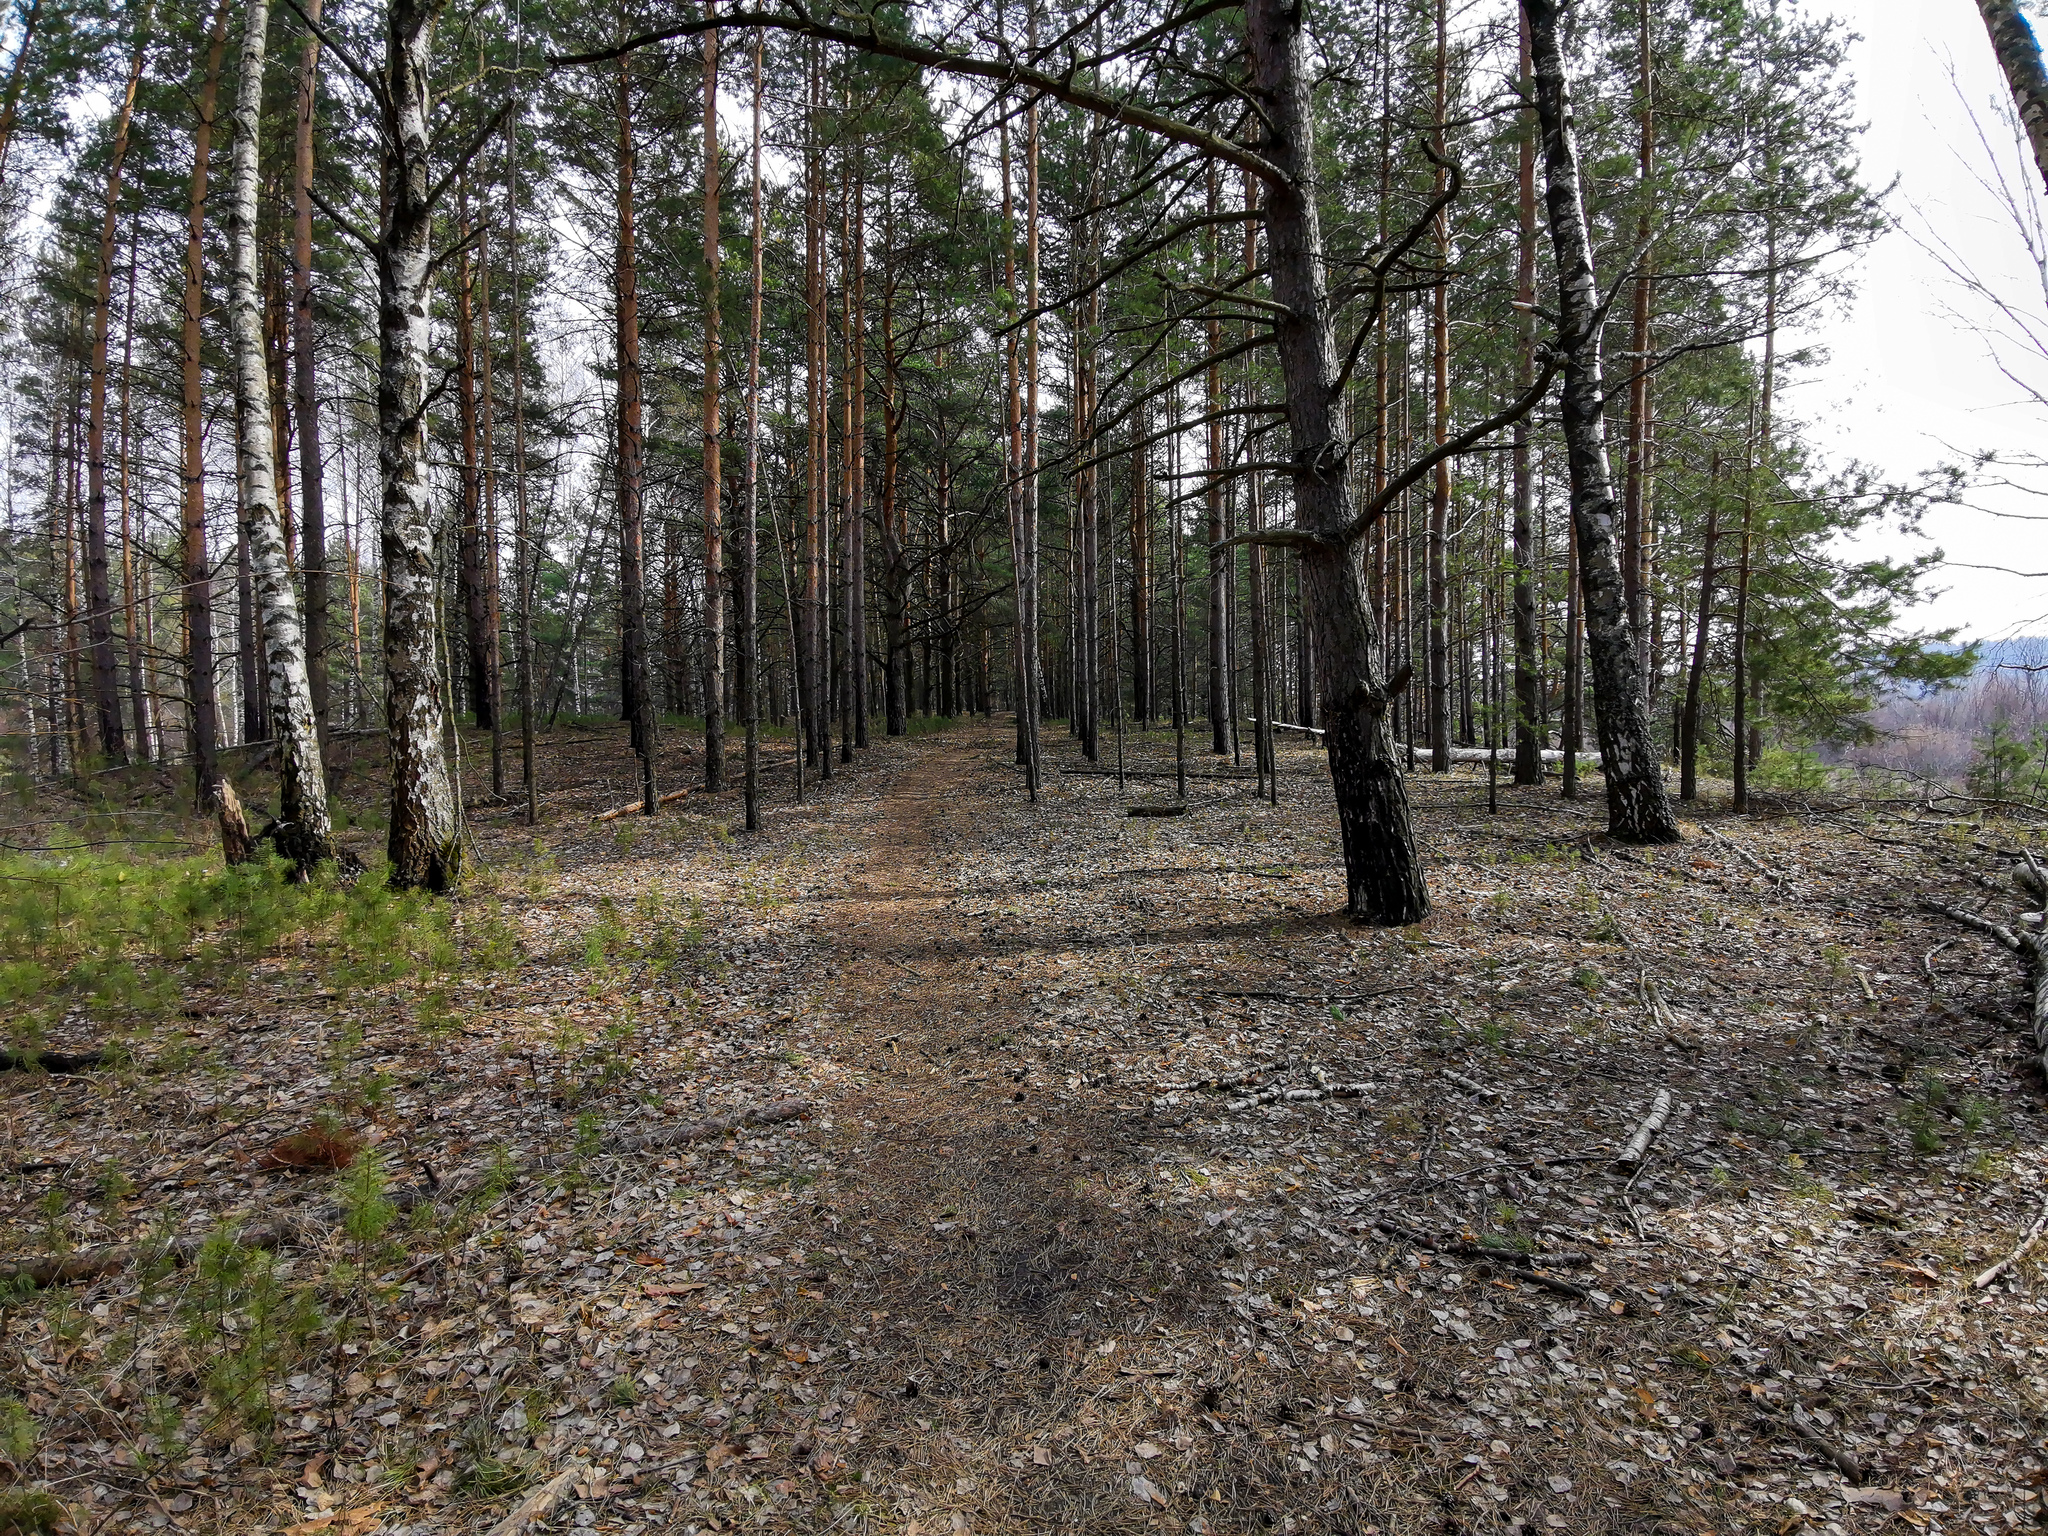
[0,0,2044,1530]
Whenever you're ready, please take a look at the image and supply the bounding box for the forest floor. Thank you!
[2,718,2046,1536]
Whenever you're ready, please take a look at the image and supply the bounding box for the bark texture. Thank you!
[1979,0,2048,194]
[1247,0,1427,925]
[1524,0,1678,845]
[230,0,334,874]
[181,0,232,808]
[378,0,461,889]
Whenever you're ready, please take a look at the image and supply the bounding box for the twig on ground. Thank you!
[1973,1196,2048,1289]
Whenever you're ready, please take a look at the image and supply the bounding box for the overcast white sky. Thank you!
[1802,0,2048,643]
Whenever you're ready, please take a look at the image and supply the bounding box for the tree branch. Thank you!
[549,5,1287,183]
[1337,351,1559,545]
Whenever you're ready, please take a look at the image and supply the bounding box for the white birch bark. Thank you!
[228,0,334,873]
[379,0,461,889]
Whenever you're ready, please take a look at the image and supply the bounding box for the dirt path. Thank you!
[783,726,1238,1531]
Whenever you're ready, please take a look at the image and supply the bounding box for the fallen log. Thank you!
[595,787,692,822]
[0,1098,810,1288]
[485,1464,588,1536]
[1925,857,2048,1089]
[0,1048,105,1074]
[1370,1219,1598,1303]
[1125,803,1188,818]
[1395,740,1601,768]
[1614,1088,1674,1170]
[1973,1195,2048,1289]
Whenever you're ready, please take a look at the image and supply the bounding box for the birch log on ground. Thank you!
[229,0,334,876]
[1522,0,1679,846]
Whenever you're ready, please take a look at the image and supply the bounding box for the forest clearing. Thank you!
[0,722,2044,1534]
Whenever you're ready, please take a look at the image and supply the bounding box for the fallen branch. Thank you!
[1614,1088,1673,1171]
[1760,1405,1868,1485]
[1442,1069,1499,1101]
[1370,1219,1598,1302]
[1973,1195,2048,1289]
[1925,875,2048,1088]
[1125,802,1188,818]
[1700,823,1784,884]
[0,1047,105,1074]
[0,1099,810,1288]
[486,1463,587,1536]
[595,787,691,821]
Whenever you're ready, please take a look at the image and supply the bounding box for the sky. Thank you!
[1803,0,2048,643]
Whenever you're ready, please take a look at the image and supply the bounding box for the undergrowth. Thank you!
[0,843,458,1040]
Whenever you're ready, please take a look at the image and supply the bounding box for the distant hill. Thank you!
[1846,636,2048,779]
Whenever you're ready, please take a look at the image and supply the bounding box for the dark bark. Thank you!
[703,5,727,789]
[1246,0,1428,923]
[615,58,656,815]
[292,0,328,740]
[181,0,232,807]
[1523,0,1679,845]
[1679,458,1718,801]
[85,18,149,765]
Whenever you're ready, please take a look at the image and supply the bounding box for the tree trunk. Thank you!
[1523,0,1679,845]
[741,26,764,830]
[1510,7,1542,786]
[1621,0,1654,685]
[118,230,150,759]
[1205,167,1227,756]
[1245,0,1429,922]
[1978,0,2048,194]
[292,0,328,742]
[181,0,231,808]
[455,181,491,728]
[615,58,657,815]
[702,3,726,789]
[85,14,149,766]
[230,0,333,872]
[1426,0,1450,776]
[378,0,462,890]
[1679,455,1718,801]
[507,113,537,826]
[0,0,45,182]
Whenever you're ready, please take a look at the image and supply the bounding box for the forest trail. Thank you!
[6,720,2048,1535]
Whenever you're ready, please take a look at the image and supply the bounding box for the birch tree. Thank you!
[229,0,334,873]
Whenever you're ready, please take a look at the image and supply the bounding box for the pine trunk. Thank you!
[615,60,657,814]
[1510,8,1542,785]
[292,0,328,741]
[84,19,149,765]
[181,0,231,807]
[1246,0,1428,923]
[702,6,726,789]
